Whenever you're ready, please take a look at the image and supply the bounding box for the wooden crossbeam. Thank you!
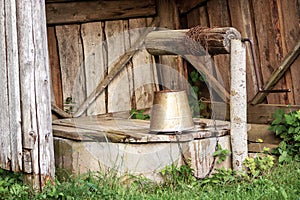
[46,0,156,25]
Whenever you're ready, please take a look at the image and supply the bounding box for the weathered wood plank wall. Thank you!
[1,0,54,190]
[45,0,165,115]
[181,0,300,105]
[47,0,299,117]
[48,17,160,115]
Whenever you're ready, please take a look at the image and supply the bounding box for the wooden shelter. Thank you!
[0,0,299,190]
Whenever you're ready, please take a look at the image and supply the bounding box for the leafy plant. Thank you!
[160,163,197,188]
[243,155,275,179]
[200,167,237,185]
[0,168,29,199]
[268,109,300,163]
[212,144,231,164]
[130,108,150,120]
[189,70,206,83]
[64,96,76,114]
[188,70,208,118]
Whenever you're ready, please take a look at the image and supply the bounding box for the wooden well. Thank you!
[53,116,231,180]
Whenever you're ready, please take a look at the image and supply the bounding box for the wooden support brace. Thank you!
[251,40,300,105]
[51,103,72,119]
[73,18,160,118]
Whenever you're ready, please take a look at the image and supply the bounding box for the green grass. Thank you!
[0,161,299,200]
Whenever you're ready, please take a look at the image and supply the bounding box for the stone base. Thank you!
[54,135,231,181]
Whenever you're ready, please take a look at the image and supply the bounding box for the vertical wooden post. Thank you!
[230,39,247,171]
[0,0,23,172]
[16,0,54,189]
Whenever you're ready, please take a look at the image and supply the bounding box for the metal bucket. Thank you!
[150,90,194,132]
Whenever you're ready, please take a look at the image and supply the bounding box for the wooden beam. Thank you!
[46,0,82,2]
[46,0,156,25]
[145,27,241,56]
[251,40,300,105]
[178,0,208,14]
[201,101,300,124]
[247,124,281,144]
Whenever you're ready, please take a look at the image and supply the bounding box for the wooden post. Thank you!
[0,0,22,172]
[16,0,54,189]
[230,39,247,171]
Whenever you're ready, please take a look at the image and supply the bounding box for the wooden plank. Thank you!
[46,0,82,2]
[247,124,281,144]
[5,0,22,172]
[276,0,294,104]
[52,125,108,141]
[198,5,209,27]
[0,0,10,170]
[248,143,279,153]
[157,0,186,91]
[16,0,54,189]
[228,0,258,101]
[207,0,231,96]
[187,7,200,28]
[278,0,300,104]
[46,0,156,25]
[47,27,63,109]
[106,20,133,113]
[251,40,300,105]
[52,117,229,143]
[81,22,106,115]
[248,104,300,124]
[179,0,207,14]
[129,18,159,109]
[56,25,86,114]
[251,0,286,104]
[200,101,300,124]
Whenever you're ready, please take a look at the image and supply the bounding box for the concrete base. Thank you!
[54,135,231,181]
